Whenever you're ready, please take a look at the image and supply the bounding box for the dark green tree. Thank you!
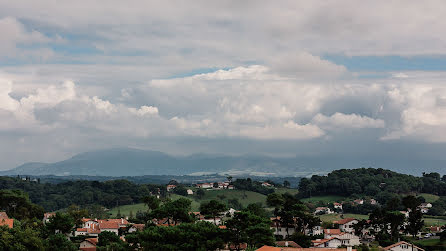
[200,200,227,225]
[46,233,77,251]
[46,212,74,234]
[266,193,284,233]
[405,208,424,239]
[225,211,274,250]
[195,189,205,199]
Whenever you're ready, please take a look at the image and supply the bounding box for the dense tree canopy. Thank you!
[298,168,446,199]
[0,177,165,211]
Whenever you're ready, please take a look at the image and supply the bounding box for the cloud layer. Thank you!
[2,1,446,172]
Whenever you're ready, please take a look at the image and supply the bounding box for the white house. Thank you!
[333,202,343,210]
[312,237,343,248]
[334,218,358,233]
[337,232,361,246]
[324,229,343,238]
[312,225,324,235]
[187,189,194,195]
[382,241,425,251]
[81,218,98,229]
[98,222,120,235]
[420,203,432,208]
[196,183,213,189]
[128,224,145,233]
[353,199,364,205]
[315,207,332,214]
[75,226,101,237]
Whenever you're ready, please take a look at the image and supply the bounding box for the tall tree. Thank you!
[200,200,227,225]
[405,209,424,239]
[46,212,74,235]
[266,193,284,233]
[225,211,274,250]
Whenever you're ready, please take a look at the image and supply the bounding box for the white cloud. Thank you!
[129,105,159,117]
[312,112,385,129]
[0,17,53,60]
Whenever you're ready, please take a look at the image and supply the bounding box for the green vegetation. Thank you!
[301,195,346,204]
[108,203,148,218]
[419,193,440,203]
[0,176,165,211]
[423,216,446,226]
[319,213,369,223]
[109,189,270,217]
[200,190,267,207]
[299,168,446,199]
[413,238,446,251]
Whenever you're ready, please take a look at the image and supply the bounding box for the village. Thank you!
[1,177,442,251]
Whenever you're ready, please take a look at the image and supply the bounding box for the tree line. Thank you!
[0,176,165,211]
[298,168,446,198]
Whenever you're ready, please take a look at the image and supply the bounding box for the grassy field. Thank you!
[319,213,369,223]
[108,203,148,218]
[419,193,440,203]
[423,216,446,226]
[109,189,270,217]
[275,188,299,195]
[413,238,446,250]
[301,195,346,204]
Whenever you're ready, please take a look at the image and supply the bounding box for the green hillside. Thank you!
[108,188,301,217]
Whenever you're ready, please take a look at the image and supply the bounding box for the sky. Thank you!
[1,1,446,173]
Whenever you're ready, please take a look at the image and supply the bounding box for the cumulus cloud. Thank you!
[312,112,385,129]
[268,52,348,79]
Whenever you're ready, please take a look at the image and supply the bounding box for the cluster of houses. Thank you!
[270,215,441,251]
[195,181,234,190]
[257,241,426,251]
[43,213,145,251]
[313,199,434,216]
[2,208,442,251]
[314,199,380,215]
[166,181,235,193]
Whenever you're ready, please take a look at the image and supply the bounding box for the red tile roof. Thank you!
[85,238,98,246]
[276,241,302,248]
[324,229,342,235]
[98,219,128,225]
[0,218,13,228]
[99,222,120,229]
[383,241,425,251]
[131,224,145,231]
[334,218,356,225]
[257,246,281,251]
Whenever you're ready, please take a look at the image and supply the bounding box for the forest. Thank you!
[0,177,165,211]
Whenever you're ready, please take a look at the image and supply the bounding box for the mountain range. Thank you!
[1,148,444,177]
